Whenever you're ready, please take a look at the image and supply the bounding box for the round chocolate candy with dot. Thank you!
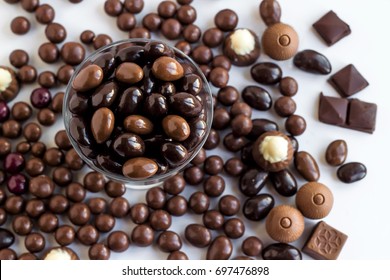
[266,205,304,243]
[296,182,333,219]
[262,23,299,61]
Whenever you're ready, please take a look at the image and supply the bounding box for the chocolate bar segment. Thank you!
[302,221,348,260]
[346,99,377,133]
[313,11,351,46]
[319,93,377,134]
[318,93,348,125]
[329,64,369,97]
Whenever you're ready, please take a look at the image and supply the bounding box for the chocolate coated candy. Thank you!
[259,0,281,26]
[91,52,116,77]
[117,87,143,117]
[337,162,366,183]
[239,168,269,197]
[251,62,282,85]
[181,74,202,95]
[115,46,146,65]
[72,65,104,92]
[242,86,272,111]
[325,140,348,166]
[124,115,153,135]
[262,243,302,260]
[91,81,118,108]
[162,115,190,142]
[185,224,211,248]
[206,236,232,260]
[122,157,158,179]
[294,151,320,181]
[112,133,145,158]
[96,154,122,174]
[91,108,115,144]
[270,169,297,197]
[69,116,93,147]
[69,92,88,114]
[0,229,15,249]
[293,50,331,75]
[243,194,274,221]
[247,118,278,141]
[144,93,168,118]
[182,118,207,151]
[169,92,202,118]
[115,62,144,84]
[161,142,188,166]
[152,56,184,81]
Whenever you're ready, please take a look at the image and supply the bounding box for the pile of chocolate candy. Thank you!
[0,0,376,260]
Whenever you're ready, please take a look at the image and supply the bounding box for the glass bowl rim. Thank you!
[63,38,213,188]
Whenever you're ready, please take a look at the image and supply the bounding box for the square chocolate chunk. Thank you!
[318,93,348,125]
[313,11,351,46]
[303,221,348,260]
[346,99,377,133]
[329,64,369,97]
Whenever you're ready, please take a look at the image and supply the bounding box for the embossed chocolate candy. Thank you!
[262,23,299,61]
[266,205,304,243]
[296,182,333,219]
[293,50,331,75]
[303,221,348,260]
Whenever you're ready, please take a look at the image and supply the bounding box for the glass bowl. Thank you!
[63,39,213,189]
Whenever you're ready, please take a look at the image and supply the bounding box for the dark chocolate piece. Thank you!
[329,64,369,97]
[303,221,348,260]
[313,10,351,46]
[319,93,377,133]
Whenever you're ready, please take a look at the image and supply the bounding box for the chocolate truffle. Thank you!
[296,182,334,219]
[252,131,294,172]
[223,28,261,66]
[262,23,299,61]
[266,205,304,243]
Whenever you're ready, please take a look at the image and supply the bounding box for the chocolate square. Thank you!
[313,10,351,46]
[303,221,348,260]
[329,64,369,97]
[346,99,377,133]
[318,93,348,125]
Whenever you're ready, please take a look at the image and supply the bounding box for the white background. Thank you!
[0,0,389,260]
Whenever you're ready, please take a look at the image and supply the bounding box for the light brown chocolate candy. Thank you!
[152,56,184,81]
[266,205,304,243]
[72,65,103,92]
[123,115,153,135]
[325,140,348,166]
[294,151,320,181]
[296,182,333,219]
[91,107,115,144]
[122,157,158,179]
[162,115,190,141]
[262,23,299,61]
[115,62,144,84]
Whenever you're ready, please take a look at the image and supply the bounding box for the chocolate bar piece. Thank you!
[313,11,351,46]
[329,64,369,97]
[318,93,377,134]
[302,221,348,260]
[318,93,348,125]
